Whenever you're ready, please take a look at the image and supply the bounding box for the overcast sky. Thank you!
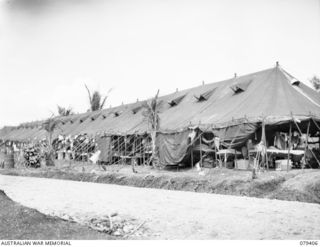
[0,0,319,127]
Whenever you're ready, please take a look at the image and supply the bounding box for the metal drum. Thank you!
[4,152,14,169]
[0,151,5,168]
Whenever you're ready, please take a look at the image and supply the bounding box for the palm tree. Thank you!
[143,90,161,168]
[57,105,74,116]
[85,84,112,111]
[309,76,320,91]
[42,117,60,166]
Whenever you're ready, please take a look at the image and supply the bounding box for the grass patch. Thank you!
[0,190,116,240]
[1,162,320,204]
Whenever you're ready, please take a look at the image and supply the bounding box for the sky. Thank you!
[0,0,320,127]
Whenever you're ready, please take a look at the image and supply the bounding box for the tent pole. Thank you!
[263,122,269,170]
[303,120,311,169]
[200,133,203,168]
[214,138,217,167]
[125,135,127,157]
[191,141,194,169]
[143,136,146,166]
[132,135,136,172]
[287,123,292,172]
[117,136,120,164]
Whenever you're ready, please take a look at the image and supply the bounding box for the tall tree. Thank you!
[42,117,60,166]
[85,84,112,111]
[57,105,74,116]
[143,90,161,168]
[309,76,320,91]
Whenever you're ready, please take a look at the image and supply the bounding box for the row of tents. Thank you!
[1,64,320,166]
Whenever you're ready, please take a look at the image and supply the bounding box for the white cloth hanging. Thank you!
[89,150,101,164]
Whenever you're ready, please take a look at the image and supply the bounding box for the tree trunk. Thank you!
[150,131,159,168]
[46,132,55,166]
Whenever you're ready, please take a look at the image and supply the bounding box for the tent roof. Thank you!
[1,65,320,140]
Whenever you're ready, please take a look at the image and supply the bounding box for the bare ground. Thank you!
[0,174,320,240]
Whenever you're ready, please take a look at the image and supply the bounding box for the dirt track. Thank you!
[0,174,319,240]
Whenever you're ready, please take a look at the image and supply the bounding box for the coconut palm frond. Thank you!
[85,85,112,111]
[99,88,113,110]
[142,90,160,130]
[57,105,74,116]
[57,105,65,116]
[85,84,92,106]
[42,118,60,133]
[100,96,108,110]
[91,91,101,111]
[65,107,73,116]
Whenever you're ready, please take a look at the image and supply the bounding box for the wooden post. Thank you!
[143,136,146,166]
[264,123,269,170]
[132,135,136,172]
[234,148,237,169]
[117,136,120,164]
[124,136,127,157]
[287,123,292,172]
[191,142,194,169]
[199,133,203,168]
[224,152,227,168]
[214,138,217,167]
[303,120,311,169]
[261,121,267,170]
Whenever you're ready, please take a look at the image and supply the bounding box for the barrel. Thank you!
[4,152,14,169]
[0,151,5,168]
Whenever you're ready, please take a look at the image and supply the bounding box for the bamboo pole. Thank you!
[287,123,292,172]
[263,122,269,170]
[143,136,146,166]
[215,144,218,168]
[191,142,194,169]
[124,136,127,157]
[199,133,203,168]
[303,120,311,169]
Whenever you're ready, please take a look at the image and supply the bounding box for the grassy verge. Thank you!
[1,162,320,204]
[0,190,116,240]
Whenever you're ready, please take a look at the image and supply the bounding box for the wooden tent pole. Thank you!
[303,120,311,169]
[143,136,146,166]
[287,123,292,172]
[191,140,194,169]
[263,121,269,170]
[200,133,203,168]
[214,138,217,167]
[117,135,120,163]
[124,135,127,157]
[132,135,136,172]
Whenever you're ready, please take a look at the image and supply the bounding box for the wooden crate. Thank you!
[275,159,292,171]
[235,159,249,170]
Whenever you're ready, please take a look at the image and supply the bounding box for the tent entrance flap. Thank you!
[157,130,191,166]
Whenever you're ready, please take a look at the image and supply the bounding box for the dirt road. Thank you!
[0,174,319,240]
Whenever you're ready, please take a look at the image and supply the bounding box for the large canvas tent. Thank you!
[1,64,320,166]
